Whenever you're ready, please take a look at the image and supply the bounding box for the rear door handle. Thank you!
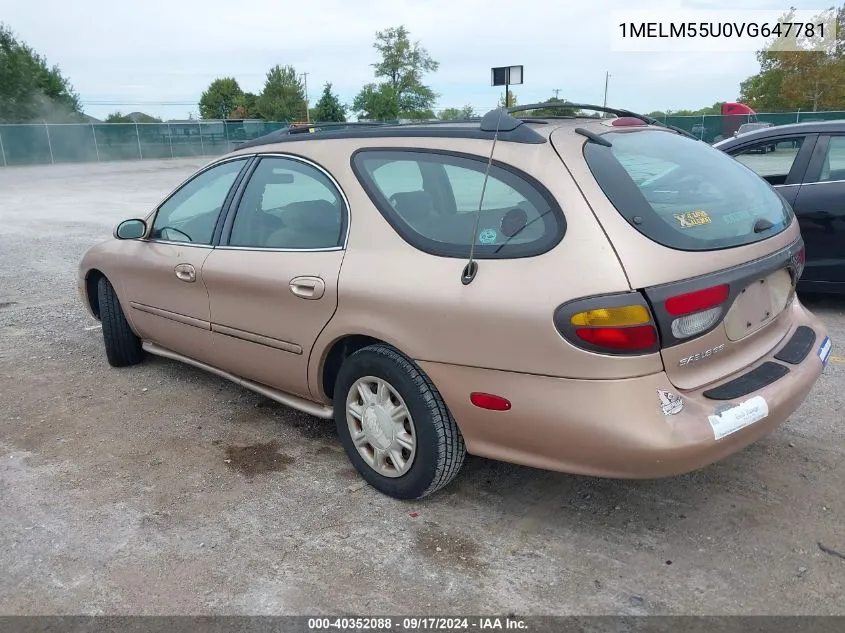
[174,263,196,283]
[290,276,325,300]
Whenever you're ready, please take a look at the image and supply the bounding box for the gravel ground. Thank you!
[1,158,844,616]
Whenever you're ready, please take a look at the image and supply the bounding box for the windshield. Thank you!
[583,129,793,251]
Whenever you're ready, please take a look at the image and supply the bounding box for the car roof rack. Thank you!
[236,121,395,148]
[235,115,546,149]
[504,101,700,140]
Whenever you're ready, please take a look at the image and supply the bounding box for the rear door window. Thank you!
[352,150,565,258]
[816,135,845,183]
[729,136,807,185]
[583,129,793,251]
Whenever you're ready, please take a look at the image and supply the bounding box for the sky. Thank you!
[3,0,832,121]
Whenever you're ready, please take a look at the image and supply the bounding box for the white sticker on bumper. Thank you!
[707,396,769,441]
[818,336,832,368]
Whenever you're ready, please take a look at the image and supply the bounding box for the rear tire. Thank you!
[333,344,466,500]
[97,277,143,367]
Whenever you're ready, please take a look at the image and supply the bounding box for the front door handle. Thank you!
[290,276,325,300]
[174,263,196,283]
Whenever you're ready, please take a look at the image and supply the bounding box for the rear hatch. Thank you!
[551,122,805,390]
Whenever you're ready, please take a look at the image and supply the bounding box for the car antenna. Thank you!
[461,107,506,285]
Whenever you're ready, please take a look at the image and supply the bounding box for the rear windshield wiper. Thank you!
[754,218,775,233]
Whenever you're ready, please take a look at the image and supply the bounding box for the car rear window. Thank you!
[352,149,565,258]
[583,129,793,251]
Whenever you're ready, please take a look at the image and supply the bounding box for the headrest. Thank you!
[263,170,295,185]
[390,190,434,222]
[282,200,340,231]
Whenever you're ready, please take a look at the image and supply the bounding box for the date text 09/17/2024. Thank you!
[307,617,529,631]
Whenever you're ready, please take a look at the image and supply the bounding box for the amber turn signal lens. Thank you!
[570,305,651,327]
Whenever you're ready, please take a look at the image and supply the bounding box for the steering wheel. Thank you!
[159,226,193,242]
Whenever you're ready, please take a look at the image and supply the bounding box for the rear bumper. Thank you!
[418,301,829,478]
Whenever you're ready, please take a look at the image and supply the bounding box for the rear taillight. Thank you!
[664,284,729,316]
[554,296,660,355]
[663,283,729,340]
[575,324,658,350]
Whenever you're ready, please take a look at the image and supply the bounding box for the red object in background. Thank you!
[721,102,757,138]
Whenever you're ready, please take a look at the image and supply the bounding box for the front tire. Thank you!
[333,344,466,500]
[97,276,143,367]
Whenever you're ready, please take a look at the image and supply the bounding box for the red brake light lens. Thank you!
[575,325,658,350]
[470,392,512,411]
[664,284,730,317]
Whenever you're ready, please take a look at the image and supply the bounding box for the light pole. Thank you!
[602,71,610,110]
[301,72,310,122]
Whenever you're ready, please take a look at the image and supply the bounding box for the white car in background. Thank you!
[734,122,776,152]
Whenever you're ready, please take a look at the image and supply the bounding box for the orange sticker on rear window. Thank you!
[673,210,711,228]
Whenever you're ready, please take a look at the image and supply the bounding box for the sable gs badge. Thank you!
[674,210,711,228]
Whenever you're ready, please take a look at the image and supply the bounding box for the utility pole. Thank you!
[553,88,560,99]
[301,72,310,122]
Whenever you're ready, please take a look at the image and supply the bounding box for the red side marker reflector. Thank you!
[665,284,730,317]
[470,392,512,411]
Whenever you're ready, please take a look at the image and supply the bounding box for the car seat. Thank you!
[264,200,342,249]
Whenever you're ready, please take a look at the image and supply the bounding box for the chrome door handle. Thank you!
[174,263,196,283]
[290,276,325,300]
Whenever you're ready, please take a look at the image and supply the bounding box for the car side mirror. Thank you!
[115,219,147,240]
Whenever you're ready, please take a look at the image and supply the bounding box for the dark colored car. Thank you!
[714,120,845,294]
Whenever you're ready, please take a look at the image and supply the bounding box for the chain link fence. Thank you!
[663,110,845,144]
[4,111,845,167]
[0,120,290,167]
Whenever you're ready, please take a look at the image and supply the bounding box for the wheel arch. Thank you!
[314,332,426,403]
[84,268,106,319]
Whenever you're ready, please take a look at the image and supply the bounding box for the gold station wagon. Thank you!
[78,103,832,499]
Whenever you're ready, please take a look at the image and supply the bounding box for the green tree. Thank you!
[228,92,260,119]
[105,111,161,123]
[352,25,439,120]
[438,104,476,120]
[105,111,132,123]
[646,102,727,118]
[257,65,307,121]
[0,22,82,123]
[521,96,580,117]
[352,83,399,120]
[497,90,517,108]
[739,70,789,111]
[199,77,243,120]
[243,92,259,117]
[739,5,845,111]
[311,82,346,122]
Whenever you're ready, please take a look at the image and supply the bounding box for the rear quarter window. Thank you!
[583,129,793,251]
[351,149,565,258]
